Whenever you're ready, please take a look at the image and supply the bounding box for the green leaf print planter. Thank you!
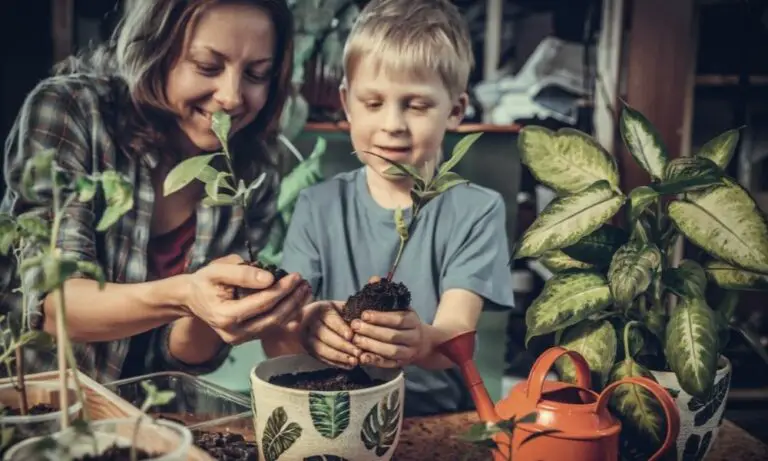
[250,354,405,461]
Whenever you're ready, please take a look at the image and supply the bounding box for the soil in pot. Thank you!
[268,366,385,391]
[341,278,411,323]
[234,260,289,299]
[74,445,158,461]
[192,430,258,461]
[0,403,58,416]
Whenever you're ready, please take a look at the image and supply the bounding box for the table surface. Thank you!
[393,411,768,461]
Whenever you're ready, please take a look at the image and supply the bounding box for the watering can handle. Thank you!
[597,377,681,461]
[526,347,592,402]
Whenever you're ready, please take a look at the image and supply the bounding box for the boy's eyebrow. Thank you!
[189,45,273,65]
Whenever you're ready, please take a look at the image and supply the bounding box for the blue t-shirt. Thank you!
[281,167,515,416]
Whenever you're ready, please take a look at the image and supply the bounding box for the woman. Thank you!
[0,0,310,382]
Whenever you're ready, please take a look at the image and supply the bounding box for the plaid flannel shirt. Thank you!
[0,74,279,383]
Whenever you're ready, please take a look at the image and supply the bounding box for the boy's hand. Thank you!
[301,300,362,370]
[351,309,425,368]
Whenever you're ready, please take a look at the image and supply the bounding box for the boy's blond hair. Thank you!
[343,0,474,98]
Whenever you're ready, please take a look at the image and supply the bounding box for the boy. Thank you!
[267,0,515,417]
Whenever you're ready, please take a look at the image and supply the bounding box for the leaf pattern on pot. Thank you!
[682,431,713,461]
[303,456,350,461]
[262,406,302,461]
[361,389,401,457]
[309,392,350,439]
[688,370,731,427]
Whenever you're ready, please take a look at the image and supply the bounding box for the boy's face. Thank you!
[341,58,467,180]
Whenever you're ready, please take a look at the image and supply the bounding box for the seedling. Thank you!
[129,381,176,461]
[5,146,134,429]
[163,112,267,263]
[362,132,482,281]
[457,412,552,461]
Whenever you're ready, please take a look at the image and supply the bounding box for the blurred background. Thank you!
[1,0,767,442]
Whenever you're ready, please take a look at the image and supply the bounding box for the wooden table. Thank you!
[393,411,768,460]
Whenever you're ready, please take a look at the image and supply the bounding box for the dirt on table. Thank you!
[1,403,58,416]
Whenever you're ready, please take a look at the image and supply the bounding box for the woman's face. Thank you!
[165,3,275,152]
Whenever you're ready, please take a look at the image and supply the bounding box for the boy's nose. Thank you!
[381,107,406,134]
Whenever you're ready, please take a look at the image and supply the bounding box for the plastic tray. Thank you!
[104,372,251,430]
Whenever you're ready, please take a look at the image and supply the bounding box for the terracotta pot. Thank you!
[250,354,405,461]
[650,356,732,461]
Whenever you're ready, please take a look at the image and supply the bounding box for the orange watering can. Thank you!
[437,330,680,461]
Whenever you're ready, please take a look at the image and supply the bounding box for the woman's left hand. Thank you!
[350,309,425,368]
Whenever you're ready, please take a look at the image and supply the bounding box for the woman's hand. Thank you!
[183,254,312,345]
[301,300,362,369]
[351,309,425,368]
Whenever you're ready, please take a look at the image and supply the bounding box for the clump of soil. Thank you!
[1,403,57,416]
[234,260,289,299]
[192,431,258,461]
[269,367,385,391]
[75,445,158,461]
[342,278,411,323]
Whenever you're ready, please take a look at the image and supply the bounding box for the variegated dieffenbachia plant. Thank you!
[513,102,768,450]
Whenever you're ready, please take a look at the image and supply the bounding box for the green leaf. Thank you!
[696,128,741,169]
[76,177,97,202]
[664,296,719,398]
[539,250,594,272]
[15,213,49,240]
[309,392,350,439]
[619,105,669,180]
[562,224,629,267]
[663,259,708,299]
[514,181,625,259]
[518,126,620,195]
[211,111,232,151]
[654,157,724,195]
[438,132,482,176]
[525,271,613,345]
[607,243,662,306]
[360,389,401,457]
[668,179,768,274]
[18,330,55,351]
[202,194,236,207]
[244,172,268,204]
[204,171,234,200]
[627,186,658,224]
[22,148,55,200]
[163,153,222,197]
[555,320,617,389]
[704,260,768,291]
[607,359,666,454]
[431,171,469,194]
[97,170,134,232]
[196,165,219,184]
[37,256,79,292]
[262,406,303,461]
[76,261,106,289]
[394,208,408,240]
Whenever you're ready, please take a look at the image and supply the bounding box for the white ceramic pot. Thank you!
[3,417,192,461]
[250,354,405,461]
[651,356,732,461]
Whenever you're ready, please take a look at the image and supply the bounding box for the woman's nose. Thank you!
[214,73,243,111]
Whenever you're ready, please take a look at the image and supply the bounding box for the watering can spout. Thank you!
[436,330,499,423]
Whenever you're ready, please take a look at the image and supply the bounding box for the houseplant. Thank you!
[514,102,768,460]
[247,133,483,461]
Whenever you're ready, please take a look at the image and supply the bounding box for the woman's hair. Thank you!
[54,0,294,172]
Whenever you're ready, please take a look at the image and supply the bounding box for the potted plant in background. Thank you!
[513,102,768,460]
[0,147,137,455]
[248,134,482,461]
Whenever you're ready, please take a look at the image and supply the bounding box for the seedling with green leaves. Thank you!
[1,146,134,430]
[514,102,768,453]
[129,381,176,461]
[163,111,267,262]
[363,132,483,281]
[457,412,550,461]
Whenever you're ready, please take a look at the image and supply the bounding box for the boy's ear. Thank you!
[339,80,351,121]
[447,92,469,130]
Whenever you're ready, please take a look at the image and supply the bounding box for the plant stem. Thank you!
[222,143,255,263]
[387,237,406,282]
[55,288,69,428]
[623,320,641,360]
[14,348,27,415]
